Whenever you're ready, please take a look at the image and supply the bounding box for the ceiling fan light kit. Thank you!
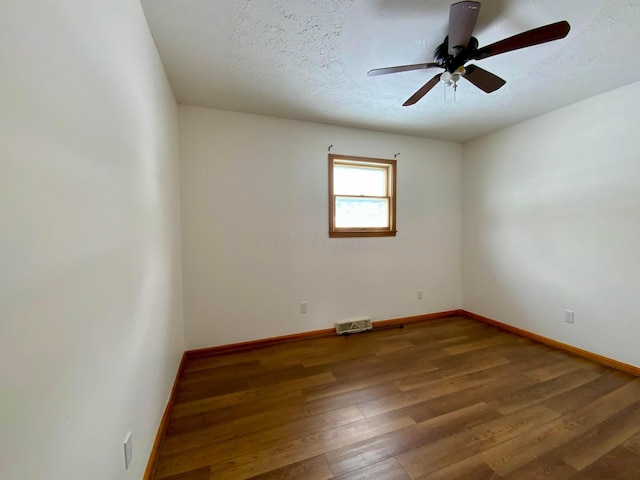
[441,67,465,85]
[367,1,571,106]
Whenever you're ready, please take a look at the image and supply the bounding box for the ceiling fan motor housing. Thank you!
[435,36,479,72]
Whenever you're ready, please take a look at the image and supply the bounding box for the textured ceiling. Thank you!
[140,0,640,142]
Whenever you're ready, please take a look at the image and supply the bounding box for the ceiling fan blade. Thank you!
[463,64,506,93]
[448,1,481,55]
[367,62,440,76]
[472,21,571,60]
[403,74,441,106]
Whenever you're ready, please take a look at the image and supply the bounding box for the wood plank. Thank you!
[555,401,640,471]
[173,372,335,418]
[371,339,415,355]
[416,455,504,480]
[333,457,410,480]
[622,430,640,456]
[569,446,640,480]
[479,380,640,476]
[357,369,510,418]
[540,369,632,415]
[183,351,261,373]
[490,367,602,414]
[161,419,236,455]
[393,354,512,392]
[499,453,576,480]
[441,333,515,355]
[174,376,251,404]
[325,402,501,476]
[523,357,589,382]
[165,389,307,436]
[159,467,210,480]
[180,359,262,385]
[304,383,402,417]
[403,348,573,423]
[405,368,535,422]
[395,405,559,478]
[245,455,333,480]
[156,405,365,477]
[205,413,416,480]
[302,363,438,403]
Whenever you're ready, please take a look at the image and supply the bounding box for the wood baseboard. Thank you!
[372,309,463,329]
[143,352,186,480]
[186,309,464,359]
[462,310,640,377]
[186,328,335,359]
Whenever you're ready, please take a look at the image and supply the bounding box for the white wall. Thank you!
[462,81,640,368]
[179,106,462,349]
[0,2,183,479]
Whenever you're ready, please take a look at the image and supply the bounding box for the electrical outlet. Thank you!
[564,310,575,324]
[300,302,307,314]
[123,432,133,470]
[417,289,423,300]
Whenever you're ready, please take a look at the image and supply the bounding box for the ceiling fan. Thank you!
[367,1,571,106]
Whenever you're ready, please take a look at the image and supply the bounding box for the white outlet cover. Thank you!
[564,310,575,324]
[124,432,133,470]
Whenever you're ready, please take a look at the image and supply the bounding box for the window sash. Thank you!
[334,195,390,229]
[333,164,389,197]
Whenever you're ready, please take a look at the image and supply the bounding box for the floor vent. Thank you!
[335,317,372,335]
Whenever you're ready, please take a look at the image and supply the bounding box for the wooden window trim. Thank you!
[329,154,397,238]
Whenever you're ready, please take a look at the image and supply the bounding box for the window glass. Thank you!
[333,165,387,196]
[335,197,389,228]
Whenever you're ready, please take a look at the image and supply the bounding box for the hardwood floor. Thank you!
[152,317,640,479]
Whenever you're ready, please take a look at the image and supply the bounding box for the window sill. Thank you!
[329,231,397,238]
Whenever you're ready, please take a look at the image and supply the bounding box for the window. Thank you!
[328,154,397,238]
